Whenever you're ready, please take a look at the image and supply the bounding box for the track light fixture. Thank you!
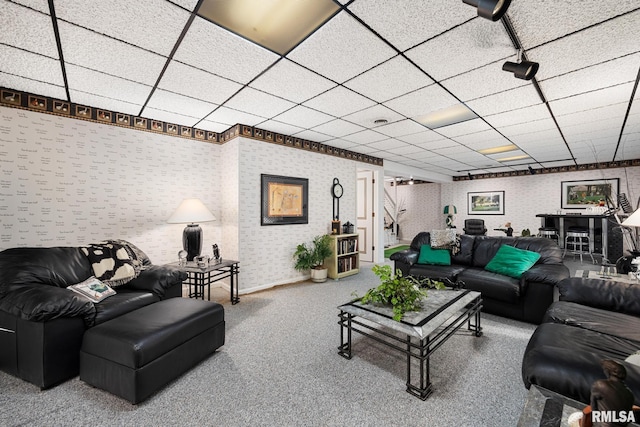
[462,0,511,21]
[528,166,536,175]
[468,172,474,180]
[502,60,539,80]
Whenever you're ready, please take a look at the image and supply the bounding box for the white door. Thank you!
[357,170,374,262]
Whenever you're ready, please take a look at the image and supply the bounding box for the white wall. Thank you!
[0,106,222,264]
[384,182,442,241]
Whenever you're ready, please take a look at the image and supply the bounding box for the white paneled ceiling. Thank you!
[1,0,639,179]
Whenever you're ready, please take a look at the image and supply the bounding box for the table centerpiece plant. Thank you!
[293,234,333,283]
[358,264,446,321]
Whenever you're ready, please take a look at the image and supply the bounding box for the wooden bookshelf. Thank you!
[326,233,360,280]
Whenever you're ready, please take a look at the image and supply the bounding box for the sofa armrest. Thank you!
[523,264,570,285]
[558,277,640,316]
[0,285,95,324]
[122,265,188,298]
[389,249,419,266]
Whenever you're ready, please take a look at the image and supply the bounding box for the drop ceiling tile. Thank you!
[1,1,58,57]
[140,107,199,127]
[343,105,405,129]
[287,11,396,83]
[11,0,49,14]
[616,139,640,161]
[453,129,509,145]
[171,0,199,12]
[499,118,557,138]
[541,160,576,168]
[509,128,565,146]
[555,103,628,130]
[384,85,459,119]
[374,119,428,138]
[198,120,231,133]
[413,138,458,150]
[159,61,243,105]
[397,130,444,144]
[69,90,142,115]
[0,72,67,100]
[365,139,409,151]
[174,16,279,84]
[147,89,217,118]
[292,129,333,143]
[344,56,434,102]
[302,86,376,117]
[65,64,153,105]
[386,145,425,156]
[432,145,474,156]
[437,119,492,138]
[407,18,514,81]
[54,0,190,56]
[273,105,334,129]
[250,59,336,104]
[540,53,640,101]
[349,144,381,155]
[224,87,296,119]
[342,130,388,144]
[466,85,542,117]
[257,120,305,136]
[204,106,265,126]
[348,0,475,52]
[549,83,634,117]
[311,119,365,138]
[529,10,640,80]
[484,104,552,128]
[58,22,166,85]
[327,139,360,150]
[509,1,639,50]
[0,45,64,86]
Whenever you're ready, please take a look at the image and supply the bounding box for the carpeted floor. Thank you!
[1,259,593,427]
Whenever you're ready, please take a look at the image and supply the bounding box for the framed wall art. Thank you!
[261,174,308,225]
[561,178,619,209]
[467,191,505,215]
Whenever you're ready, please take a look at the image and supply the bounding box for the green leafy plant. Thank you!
[358,265,446,321]
[293,234,333,271]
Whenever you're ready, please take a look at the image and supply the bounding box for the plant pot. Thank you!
[310,267,328,283]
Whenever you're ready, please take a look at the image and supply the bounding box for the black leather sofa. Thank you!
[522,277,640,405]
[390,232,570,323]
[0,245,187,389]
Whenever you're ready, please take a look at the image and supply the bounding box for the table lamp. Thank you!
[443,205,457,228]
[167,198,216,261]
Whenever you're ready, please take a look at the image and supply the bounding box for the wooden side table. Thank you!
[170,260,240,304]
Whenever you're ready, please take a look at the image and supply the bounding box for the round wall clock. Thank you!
[332,178,343,199]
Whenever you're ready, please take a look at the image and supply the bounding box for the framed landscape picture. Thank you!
[261,174,308,225]
[467,191,505,215]
[561,178,619,209]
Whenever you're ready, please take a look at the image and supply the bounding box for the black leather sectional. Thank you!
[390,232,570,324]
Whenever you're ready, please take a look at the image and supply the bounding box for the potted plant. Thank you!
[293,234,333,283]
[358,265,446,321]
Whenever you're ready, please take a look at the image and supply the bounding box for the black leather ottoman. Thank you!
[79,298,225,404]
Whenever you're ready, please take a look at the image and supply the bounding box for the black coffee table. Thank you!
[338,289,482,400]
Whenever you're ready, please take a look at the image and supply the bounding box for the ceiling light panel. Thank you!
[0,73,67,100]
[509,0,639,50]
[529,11,640,80]
[205,106,265,127]
[466,85,542,117]
[437,118,492,138]
[146,89,218,118]
[342,105,404,129]
[69,90,142,115]
[158,61,243,105]
[344,56,435,103]
[0,45,64,86]
[224,87,295,118]
[302,86,376,117]
[539,53,640,102]
[174,17,279,85]
[549,83,634,117]
[65,64,152,105]
[287,11,396,84]
[140,107,200,127]
[1,1,59,57]
[250,59,335,104]
[385,85,460,118]
[273,105,334,129]
[54,0,190,56]
[406,18,514,81]
[311,119,365,138]
[58,22,166,85]
[255,120,305,136]
[374,119,428,138]
[342,130,388,144]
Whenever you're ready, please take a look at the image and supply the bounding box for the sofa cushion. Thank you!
[92,289,159,326]
[408,264,466,282]
[417,244,451,265]
[457,268,522,303]
[451,234,474,266]
[485,244,541,279]
[558,278,640,317]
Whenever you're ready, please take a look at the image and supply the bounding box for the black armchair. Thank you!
[463,219,487,235]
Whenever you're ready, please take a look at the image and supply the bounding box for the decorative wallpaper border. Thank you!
[0,87,383,167]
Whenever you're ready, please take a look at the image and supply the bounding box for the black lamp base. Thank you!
[183,224,202,261]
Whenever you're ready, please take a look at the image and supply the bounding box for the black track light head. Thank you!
[503,60,539,80]
[462,0,511,21]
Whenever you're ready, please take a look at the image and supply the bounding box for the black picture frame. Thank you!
[467,191,505,215]
[261,174,309,225]
[560,178,619,209]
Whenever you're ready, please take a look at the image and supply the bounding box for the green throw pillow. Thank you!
[417,244,451,266]
[484,244,541,279]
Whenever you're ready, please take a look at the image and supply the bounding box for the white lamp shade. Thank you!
[622,209,640,228]
[167,198,216,224]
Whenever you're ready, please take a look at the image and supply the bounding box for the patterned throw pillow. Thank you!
[430,229,457,249]
[81,240,142,287]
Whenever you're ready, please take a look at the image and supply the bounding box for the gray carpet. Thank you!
[1,260,592,427]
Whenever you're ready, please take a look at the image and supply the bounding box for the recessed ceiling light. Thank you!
[496,154,530,162]
[374,119,388,125]
[198,0,339,55]
[478,144,518,155]
[415,104,477,129]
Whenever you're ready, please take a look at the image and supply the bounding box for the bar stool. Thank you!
[538,227,559,244]
[563,228,595,264]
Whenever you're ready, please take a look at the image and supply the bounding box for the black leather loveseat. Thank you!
[390,232,570,324]
[0,243,187,389]
[522,277,640,405]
